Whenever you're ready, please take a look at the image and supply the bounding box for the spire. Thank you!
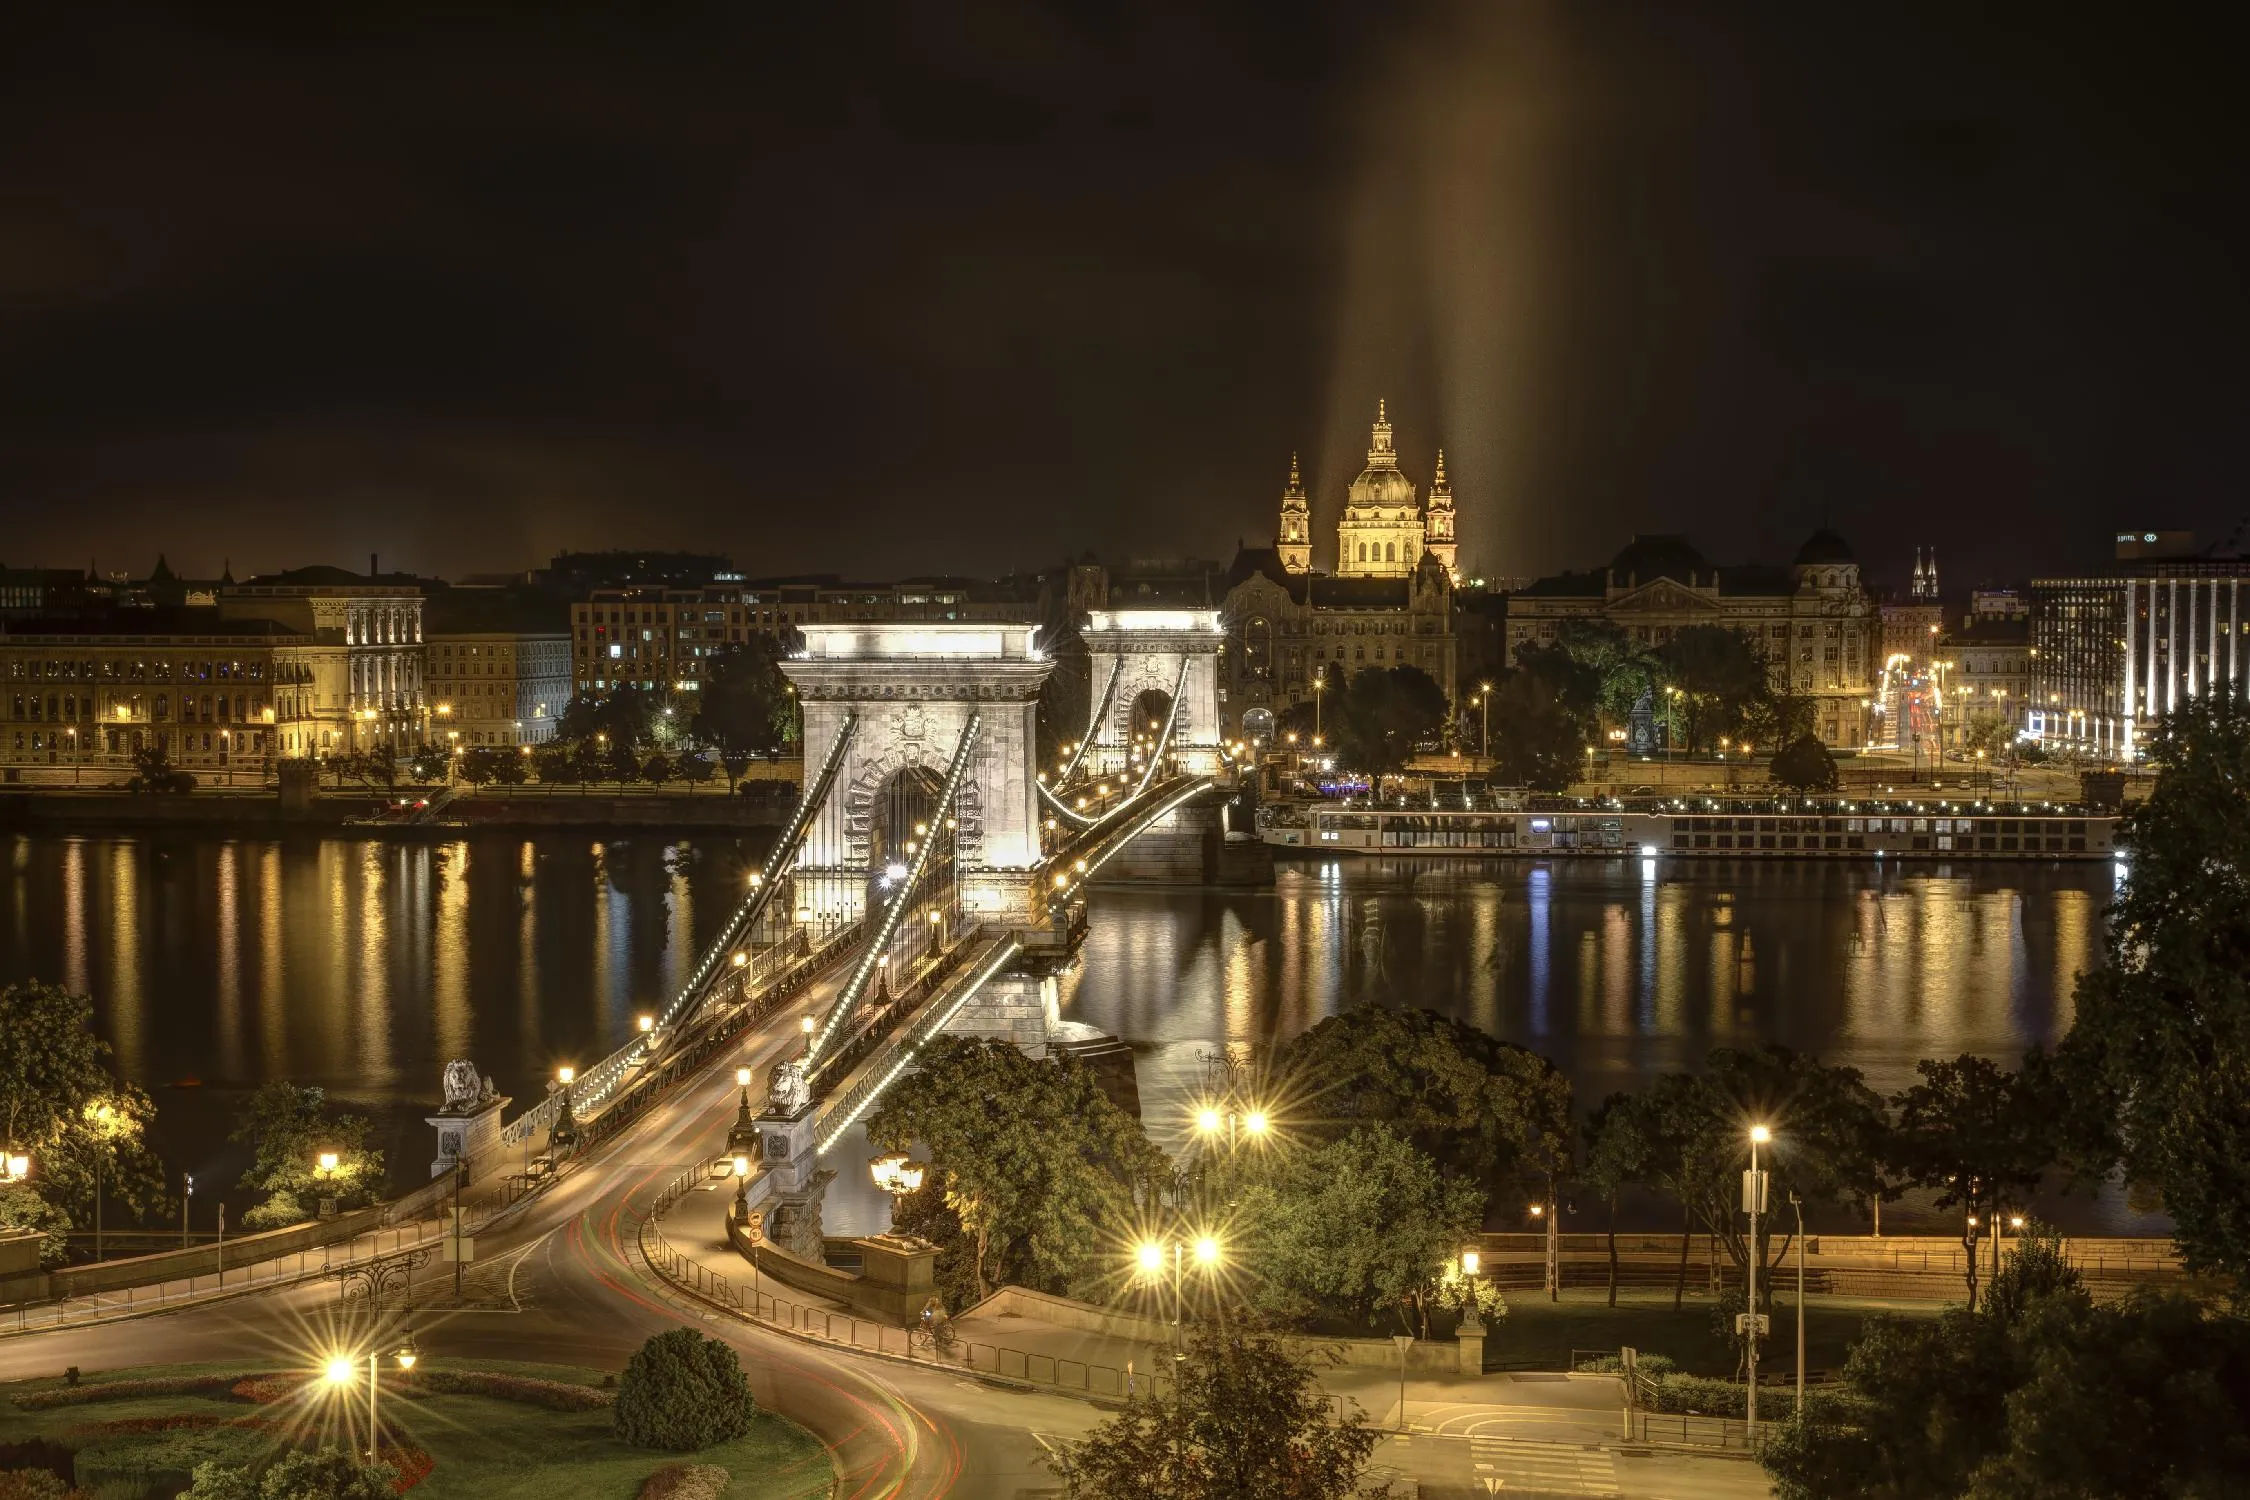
[1284,451,1306,501]
[1430,448,1450,497]
[1367,400,1396,465]
[1276,449,1312,574]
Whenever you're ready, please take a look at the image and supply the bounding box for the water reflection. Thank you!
[0,835,2133,1227]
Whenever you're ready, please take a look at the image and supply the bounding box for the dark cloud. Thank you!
[1,2,2244,587]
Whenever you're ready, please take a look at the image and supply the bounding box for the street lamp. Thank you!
[327,1344,421,1462]
[1479,682,1492,761]
[1133,1233,1223,1358]
[1528,1200,1558,1301]
[1746,1124,1772,1439]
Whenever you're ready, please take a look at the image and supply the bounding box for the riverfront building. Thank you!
[2028,533,2250,759]
[1505,531,1879,747]
[426,589,571,748]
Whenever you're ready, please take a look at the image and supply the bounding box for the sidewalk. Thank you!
[0,1218,444,1339]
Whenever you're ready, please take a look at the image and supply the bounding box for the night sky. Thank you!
[2,4,2242,590]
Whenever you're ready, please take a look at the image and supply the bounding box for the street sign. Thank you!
[744,1211,765,1245]
[442,1237,476,1263]
[1734,1312,1770,1336]
[1742,1168,1769,1214]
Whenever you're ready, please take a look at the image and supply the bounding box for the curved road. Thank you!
[0,977,1088,1498]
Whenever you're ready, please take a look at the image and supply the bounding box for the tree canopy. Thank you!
[1886,1053,2058,1308]
[1769,732,1839,792]
[690,636,800,785]
[1233,1123,1484,1334]
[1050,1326,1380,1500]
[2057,687,2250,1282]
[866,1036,1165,1307]
[0,979,166,1230]
[1488,643,1599,791]
[1656,624,1772,753]
[231,1082,385,1231]
[1322,665,1449,776]
[1271,1006,1573,1203]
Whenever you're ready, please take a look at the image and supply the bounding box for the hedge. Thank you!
[400,1370,612,1412]
[637,1462,729,1500]
[12,1376,239,1412]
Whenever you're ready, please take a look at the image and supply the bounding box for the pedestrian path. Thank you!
[0,1218,445,1339]
[1469,1437,1621,1495]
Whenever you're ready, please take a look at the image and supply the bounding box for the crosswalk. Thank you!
[1467,1436,1621,1495]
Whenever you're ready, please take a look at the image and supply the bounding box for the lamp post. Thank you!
[329,1341,419,1463]
[1528,1200,1558,1301]
[1790,1190,1805,1425]
[1479,682,1492,762]
[88,1101,114,1262]
[181,1170,191,1249]
[1746,1124,1771,1440]
[1135,1234,1220,1361]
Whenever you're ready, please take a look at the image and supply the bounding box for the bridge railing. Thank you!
[812,929,1022,1155]
[500,919,864,1152]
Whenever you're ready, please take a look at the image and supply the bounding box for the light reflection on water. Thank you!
[0,834,2144,1230]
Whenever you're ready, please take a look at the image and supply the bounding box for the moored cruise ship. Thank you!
[1259,799,2117,860]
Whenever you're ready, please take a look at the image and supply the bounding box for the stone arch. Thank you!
[839,741,987,870]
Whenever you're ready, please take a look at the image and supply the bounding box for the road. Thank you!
[1,958,1771,1498]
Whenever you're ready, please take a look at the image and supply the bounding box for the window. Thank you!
[1385,542,1396,562]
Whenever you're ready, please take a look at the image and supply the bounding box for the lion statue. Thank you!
[441,1059,483,1113]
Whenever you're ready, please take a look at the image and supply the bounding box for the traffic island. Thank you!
[0,1359,833,1500]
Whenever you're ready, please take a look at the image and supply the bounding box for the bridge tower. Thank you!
[1081,608,1227,778]
[783,620,1054,929]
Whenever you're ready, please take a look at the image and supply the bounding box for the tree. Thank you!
[1659,1046,1890,1308]
[0,980,166,1228]
[1764,1284,2250,1500]
[691,638,800,789]
[560,687,657,759]
[1656,625,1771,753]
[533,745,581,785]
[1325,665,1450,777]
[126,741,196,793]
[1582,1092,1663,1307]
[867,1037,1164,1307]
[1552,619,1659,728]
[0,1183,70,1266]
[230,1082,383,1230]
[675,752,715,785]
[455,747,499,786]
[1768,733,1839,792]
[1488,643,1600,791]
[2057,687,2250,1282]
[1049,1326,1380,1500]
[184,1449,397,1500]
[614,1327,757,1451]
[1886,1054,2057,1309]
[405,743,449,784]
[1272,1007,1573,1206]
[489,746,529,785]
[1235,1124,1485,1334]
[643,754,674,790]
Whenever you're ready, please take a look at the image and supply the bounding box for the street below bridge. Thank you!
[1,953,1773,1499]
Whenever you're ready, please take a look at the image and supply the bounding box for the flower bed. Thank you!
[227,1377,301,1406]
[11,1376,239,1412]
[376,1444,436,1493]
[401,1370,613,1412]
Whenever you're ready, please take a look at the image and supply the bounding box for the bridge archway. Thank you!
[783,622,1051,926]
[1083,609,1225,777]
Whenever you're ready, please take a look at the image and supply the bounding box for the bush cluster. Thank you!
[613,1330,756,1452]
[636,1462,730,1500]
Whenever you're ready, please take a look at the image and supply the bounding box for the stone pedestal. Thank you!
[941,970,1058,1053]
[1455,1314,1487,1376]
[855,1234,942,1320]
[755,1106,820,1192]
[427,1095,509,1182]
[763,1168,835,1261]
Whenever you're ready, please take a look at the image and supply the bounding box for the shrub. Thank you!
[74,1424,271,1499]
[0,1470,71,1500]
[613,1329,755,1452]
[226,1379,300,1406]
[182,1450,395,1500]
[637,1463,729,1500]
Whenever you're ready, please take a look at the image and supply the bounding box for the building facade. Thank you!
[1216,550,1457,740]
[1325,402,1457,579]
[0,611,299,772]
[219,567,427,756]
[1941,617,2031,743]
[428,633,570,746]
[1505,531,1878,747]
[2029,561,2250,758]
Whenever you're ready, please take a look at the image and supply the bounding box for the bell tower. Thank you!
[1423,448,1457,577]
[1276,452,1311,574]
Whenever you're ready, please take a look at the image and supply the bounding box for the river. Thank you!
[0,831,2150,1234]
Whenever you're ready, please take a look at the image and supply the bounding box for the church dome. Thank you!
[1608,534,1711,584]
[1347,466,1417,511]
[1793,528,1855,566]
[1343,399,1419,513]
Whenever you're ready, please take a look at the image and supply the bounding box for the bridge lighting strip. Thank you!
[804,711,983,1073]
[1060,659,1121,784]
[814,933,1023,1156]
[656,713,861,1033]
[1045,775,1207,905]
[1036,776,1101,827]
[1133,656,1194,798]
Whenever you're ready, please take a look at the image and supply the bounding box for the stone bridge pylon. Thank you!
[783,621,1054,927]
[1081,608,1227,777]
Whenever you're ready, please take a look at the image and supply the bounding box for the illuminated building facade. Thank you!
[1505,531,1878,747]
[2029,549,2250,758]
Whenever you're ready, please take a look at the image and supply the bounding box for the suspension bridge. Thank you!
[452,612,1265,1243]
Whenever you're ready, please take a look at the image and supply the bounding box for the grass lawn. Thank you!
[1485,1288,1939,1376]
[0,1359,833,1500]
